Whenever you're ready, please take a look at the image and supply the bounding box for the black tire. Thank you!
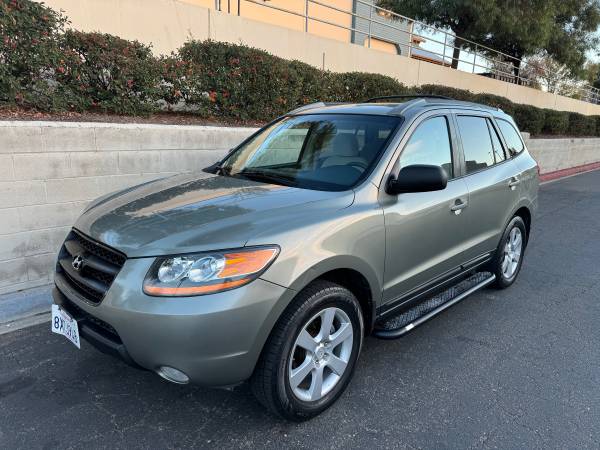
[490,215,527,289]
[250,280,364,421]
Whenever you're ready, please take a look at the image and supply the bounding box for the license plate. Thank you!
[51,304,81,349]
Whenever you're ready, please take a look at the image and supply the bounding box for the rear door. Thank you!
[379,111,470,307]
[453,113,520,261]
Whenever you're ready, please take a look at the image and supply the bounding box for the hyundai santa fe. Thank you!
[51,96,539,420]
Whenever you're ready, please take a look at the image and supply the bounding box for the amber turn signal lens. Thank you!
[220,248,279,278]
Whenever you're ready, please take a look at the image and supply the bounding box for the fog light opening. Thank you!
[157,366,189,384]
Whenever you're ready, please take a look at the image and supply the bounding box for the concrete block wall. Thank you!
[0,121,255,295]
[525,137,600,174]
[0,120,599,296]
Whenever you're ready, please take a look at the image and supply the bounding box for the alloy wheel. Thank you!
[501,227,523,279]
[288,307,354,402]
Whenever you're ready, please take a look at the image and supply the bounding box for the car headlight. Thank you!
[143,246,280,296]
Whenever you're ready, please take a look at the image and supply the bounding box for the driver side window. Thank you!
[399,116,454,179]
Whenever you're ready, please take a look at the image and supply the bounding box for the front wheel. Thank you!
[251,280,364,421]
[490,216,527,289]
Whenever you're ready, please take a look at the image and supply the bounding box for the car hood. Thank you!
[75,172,354,257]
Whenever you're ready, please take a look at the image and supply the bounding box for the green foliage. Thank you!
[164,41,408,119]
[542,109,569,135]
[167,40,330,121]
[413,84,475,102]
[480,1,554,67]
[329,72,408,103]
[568,112,597,137]
[472,93,515,116]
[546,0,600,79]
[289,60,331,104]
[376,0,497,68]
[584,62,600,90]
[0,0,67,109]
[379,0,600,77]
[513,105,546,136]
[57,31,162,114]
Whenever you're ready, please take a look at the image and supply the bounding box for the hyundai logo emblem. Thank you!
[72,254,85,271]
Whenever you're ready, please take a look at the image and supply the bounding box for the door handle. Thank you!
[508,177,521,190]
[450,199,468,215]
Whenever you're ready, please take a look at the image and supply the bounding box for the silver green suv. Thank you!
[52,96,538,420]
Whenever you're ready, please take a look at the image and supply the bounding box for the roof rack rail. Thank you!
[389,99,429,116]
[365,94,453,103]
[287,102,327,115]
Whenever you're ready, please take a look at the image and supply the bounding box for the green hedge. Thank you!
[542,109,570,135]
[568,112,597,136]
[0,0,67,110]
[58,31,163,114]
[513,105,546,136]
[2,0,600,137]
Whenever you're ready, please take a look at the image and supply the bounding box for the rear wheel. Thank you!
[490,216,527,289]
[251,280,363,421]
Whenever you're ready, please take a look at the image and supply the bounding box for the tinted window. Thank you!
[457,116,495,174]
[488,119,506,163]
[222,114,401,191]
[497,119,524,156]
[400,116,453,178]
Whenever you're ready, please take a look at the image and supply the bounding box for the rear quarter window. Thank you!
[456,116,495,174]
[497,119,525,157]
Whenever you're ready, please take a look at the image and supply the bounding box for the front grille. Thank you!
[60,293,122,343]
[56,229,126,305]
[72,230,126,267]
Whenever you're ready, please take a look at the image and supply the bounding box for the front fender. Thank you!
[286,254,383,306]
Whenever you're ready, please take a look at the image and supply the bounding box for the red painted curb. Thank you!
[540,161,600,182]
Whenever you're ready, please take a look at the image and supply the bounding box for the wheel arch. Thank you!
[503,200,532,248]
[513,205,532,243]
[283,256,381,334]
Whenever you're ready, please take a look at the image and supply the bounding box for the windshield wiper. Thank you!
[236,170,297,187]
[203,162,230,175]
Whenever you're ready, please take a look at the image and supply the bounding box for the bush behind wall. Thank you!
[1,0,599,137]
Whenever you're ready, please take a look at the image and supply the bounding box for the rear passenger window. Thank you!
[457,116,495,174]
[497,120,524,157]
[400,116,453,178]
[487,119,506,163]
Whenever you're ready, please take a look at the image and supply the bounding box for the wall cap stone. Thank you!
[0,120,257,133]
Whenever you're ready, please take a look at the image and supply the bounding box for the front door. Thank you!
[379,114,470,308]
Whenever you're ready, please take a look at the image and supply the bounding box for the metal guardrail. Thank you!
[215,0,600,105]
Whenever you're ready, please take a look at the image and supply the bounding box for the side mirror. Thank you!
[386,164,448,195]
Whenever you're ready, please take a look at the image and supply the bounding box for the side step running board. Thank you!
[373,272,496,340]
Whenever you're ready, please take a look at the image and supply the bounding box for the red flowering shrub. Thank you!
[166,40,315,120]
[56,31,162,113]
[0,0,67,109]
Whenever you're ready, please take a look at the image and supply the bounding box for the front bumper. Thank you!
[53,257,293,387]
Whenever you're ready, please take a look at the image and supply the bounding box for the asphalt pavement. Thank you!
[1,170,600,449]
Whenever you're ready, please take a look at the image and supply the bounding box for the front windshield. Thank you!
[219,114,401,191]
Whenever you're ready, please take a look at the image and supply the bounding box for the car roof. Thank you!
[288,97,511,121]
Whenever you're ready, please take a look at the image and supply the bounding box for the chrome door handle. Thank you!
[450,199,468,215]
[508,177,521,190]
